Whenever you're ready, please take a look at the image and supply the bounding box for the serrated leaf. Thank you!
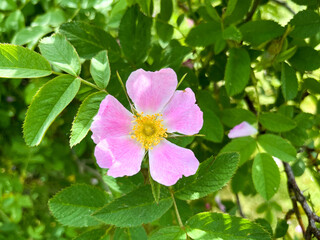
[252,153,280,200]
[39,33,81,76]
[119,5,152,64]
[59,22,121,61]
[225,48,251,96]
[221,108,257,127]
[185,21,222,47]
[174,153,239,200]
[70,91,107,147]
[48,184,109,227]
[114,227,147,240]
[156,21,174,45]
[281,62,298,101]
[259,112,296,132]
[0,44,51,78]
[90,50,111,89]
[24,75,80,146]
[186,212,271,240]
[92,185,172,227]
[220,137,257,166]
[289,10,320,39]
[149,226,185,240]
[239,20,284,47]
[257,134,296,162]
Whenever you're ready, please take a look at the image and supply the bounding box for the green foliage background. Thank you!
[0,0,320,239]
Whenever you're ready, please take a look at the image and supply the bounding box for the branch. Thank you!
[271,0,295,15]
[235,194,246,218]
[283,162,320,240]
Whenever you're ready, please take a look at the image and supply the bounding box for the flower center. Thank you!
[131,113,167,150]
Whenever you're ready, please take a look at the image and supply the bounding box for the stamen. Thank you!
[131,112,167,149]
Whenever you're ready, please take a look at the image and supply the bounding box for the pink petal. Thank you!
[162,88,203,135]
[228,121,257,138]
[126,68,178,114]
[149,139,199,186]
[94,137,145,177]
[91,95,133,144]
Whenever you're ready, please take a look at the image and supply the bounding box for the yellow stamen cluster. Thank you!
[131,112,167,150]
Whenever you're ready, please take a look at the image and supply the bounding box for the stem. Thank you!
[170,189,185,230]
[78,77,108,93]
[116,71,136,113]
[236,194,246,218]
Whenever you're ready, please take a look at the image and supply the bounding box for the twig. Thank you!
[71,149,111,194]
[236,193,246,218]
[271,0,295,15]
[283,162,320,239]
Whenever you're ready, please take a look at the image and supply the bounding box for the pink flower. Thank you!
[228,121,257,139]
[91,68,203,186]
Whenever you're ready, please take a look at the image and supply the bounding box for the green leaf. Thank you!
[259,112,296,132]
[39,33,81,76]
[252,153,280,200]
[175,153,239,200]
[74,229,109,240]
[200,108,224,143]
[92,185,172,227]
[159,40,191,68]
[186,212,271,240]
[224,0,252,25]
[12,26,52,46]
[90,50,111,89]
[156,21,174,44]
[223,25,242,42]
[59,22,121,61]
[24,75,80,146]
[225,48,251,96]
[149,226,185,240]
[70,91,107,147]
[205,0,220,22]
[158,0,173,21]
[185,21,222,47]
[304,78,320,94]
[289,47,320,72]
[274,219,289,237]
[257,134,296,162]
[289,10,320,39]
[281,62,298,101]
[220,137,257,166]
[0,44,51,78]
[221,108,257,127]
[48,184,109,227]
[225,0,238,17]
[114,227,147,240]
[119,5,152,64]
[239,20,284,47]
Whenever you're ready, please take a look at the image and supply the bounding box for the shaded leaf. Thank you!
[281,62,298,101]
[259,112,296,132]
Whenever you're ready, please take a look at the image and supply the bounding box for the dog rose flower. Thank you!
[91,68,203,186]
[228,121,258,139]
